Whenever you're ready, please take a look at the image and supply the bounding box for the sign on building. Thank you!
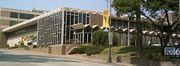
[102,10,110,28]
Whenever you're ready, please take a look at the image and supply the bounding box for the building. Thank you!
[0,7,45,47]
[2,7,180,47]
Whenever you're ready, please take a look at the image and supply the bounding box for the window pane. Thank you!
[83,14,86,24]
[79,13,82,23]
[87,14,90,24]
[10,20,19,26]
[75,16,78,24]
[20,13,34,19]
[71,12,74,25]
[123,21,128,28]
[10,12,18,18]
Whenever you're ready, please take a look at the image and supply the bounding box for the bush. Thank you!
[113,32,119,46]
[85,45,105,56]
[17,41,25,48]
[92,30,108,46]
[92,29,119,46]
[76,45,88,54]
[75,45,106,56]
[5,45,9,48]
[142,46,163,61]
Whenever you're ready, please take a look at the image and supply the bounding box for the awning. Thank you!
[71,23,85,29]
[172,34,177,37]
[130,29,136,33]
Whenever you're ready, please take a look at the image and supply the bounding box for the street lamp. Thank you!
[106,0,113,63]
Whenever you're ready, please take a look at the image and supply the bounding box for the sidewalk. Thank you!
[8,49,134,66]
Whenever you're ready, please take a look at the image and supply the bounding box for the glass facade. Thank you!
[63,11,91,44]
[37,11,91,45]
[38,12,62,45]
[7,24,37,37]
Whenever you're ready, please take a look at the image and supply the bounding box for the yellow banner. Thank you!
[102,10,110,28]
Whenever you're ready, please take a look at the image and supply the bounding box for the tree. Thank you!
[113,0,179,46]
[141,0,179,46]
[113,0,143,56]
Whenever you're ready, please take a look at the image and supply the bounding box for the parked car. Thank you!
[27,39,38,48]
[151,43,161,46]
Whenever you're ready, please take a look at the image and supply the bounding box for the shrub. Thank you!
[16,41,25,48]
[5,45,9,48]
[142,46,163,61]
[92,29,119,46]
[113,32,119,46]
[76,45,88,54]
[92,30,108,46]
[85,45,105,56]
[75,45,106,56]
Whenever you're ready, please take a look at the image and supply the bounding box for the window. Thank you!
[111,19,117,28]
[10,20,19,26]
[117,20,122,28]
[75,13,78,24]
[8,24,37,37]
[86,14,90,24]
[10,12,18,18]
[83,14,86,24]
[123,21,128,28]
[20,13,34,19]
[64,11,67,22]
[79,13,82,23]
[130,22,135,29]
[71,12,74,25]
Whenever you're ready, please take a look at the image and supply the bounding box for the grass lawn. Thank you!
[100,46,166,61]
[100,46,138,62]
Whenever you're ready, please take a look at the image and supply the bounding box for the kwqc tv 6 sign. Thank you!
[164,46,180,58]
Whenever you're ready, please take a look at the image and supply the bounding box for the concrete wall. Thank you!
[7,31,36,47]
[26,44,77,55]
[0,10,10,26]
[90,14,103,26]
[0,29,7,48]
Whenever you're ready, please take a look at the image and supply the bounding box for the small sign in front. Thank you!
[108,32,113,45]
[163,46,180,58]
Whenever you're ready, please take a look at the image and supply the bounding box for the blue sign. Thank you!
[163,46,180,58]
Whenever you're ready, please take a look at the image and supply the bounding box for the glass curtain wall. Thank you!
[38,12,62,45]
[63,11,90,44]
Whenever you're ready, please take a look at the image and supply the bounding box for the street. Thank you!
[0,49,116,66]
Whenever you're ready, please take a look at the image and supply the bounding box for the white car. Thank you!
[151,43,161,46]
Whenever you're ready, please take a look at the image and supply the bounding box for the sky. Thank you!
[0,0,113,13]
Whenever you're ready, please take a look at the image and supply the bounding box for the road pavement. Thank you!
[0,49,117,66]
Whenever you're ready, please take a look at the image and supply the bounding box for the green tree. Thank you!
[142,0,179,46]
[113,0,179,46]
[113,0,143,56]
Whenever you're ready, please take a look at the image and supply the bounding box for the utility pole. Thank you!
[106,0,112,63]
[128,18,130,46]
